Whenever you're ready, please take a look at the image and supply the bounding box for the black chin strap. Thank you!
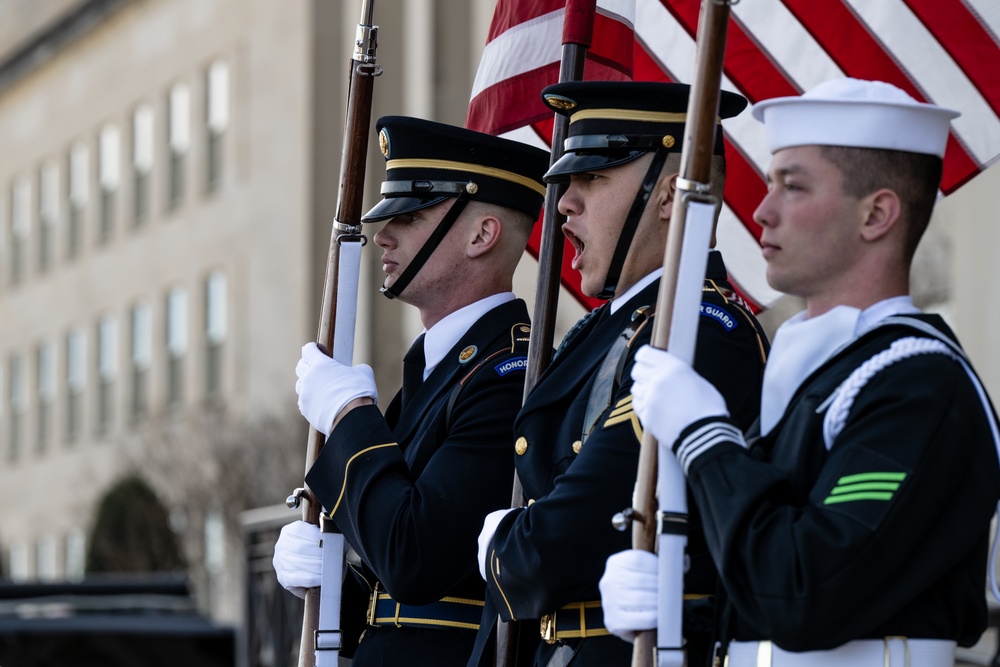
[380,194,471,300]
[597,146,670,300]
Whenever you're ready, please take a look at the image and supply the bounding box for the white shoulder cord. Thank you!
[820,321,1000,602]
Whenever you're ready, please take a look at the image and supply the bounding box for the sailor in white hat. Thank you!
[599,78,1000,667]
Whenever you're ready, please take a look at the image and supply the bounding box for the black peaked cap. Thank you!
[362,116,551,223]
[541,81,748,182]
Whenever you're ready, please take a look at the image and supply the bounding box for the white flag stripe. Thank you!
[722,109,770,179]
[845,0,1000,165]
[965,0,1000,43]
[499,126,550,151]
[716,206,783,308]
[470,10,562,99]
[731,0,844,91]
[634,2,692,79]
[634,4,773,178]
[598,0,636,26]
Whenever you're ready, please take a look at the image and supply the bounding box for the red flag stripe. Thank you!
[469,10,635,135]
[903,0,1000,117]
[655,0,991,195]
[777,0,985,193]
[486,0,564,43]
[842,0,1000,165]
[468,64,561,137]
[469,0,1000,311]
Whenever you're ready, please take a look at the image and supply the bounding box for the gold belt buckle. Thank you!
[366,585,379,626]
[540,612,557,644]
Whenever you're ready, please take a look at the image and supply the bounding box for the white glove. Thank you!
[478,507,517,580]
[295,342,377,436]
[273,521,323,598]
[599,549,659,643]
[631,345,728,448]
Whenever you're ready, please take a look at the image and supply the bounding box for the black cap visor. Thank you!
[361,194,452,223]
[543,150,648,183]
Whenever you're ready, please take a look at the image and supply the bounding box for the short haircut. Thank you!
[820,146,943,260]
[660,152,728,197]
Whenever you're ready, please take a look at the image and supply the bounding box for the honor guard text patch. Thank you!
[495,357,527,377]
[700,303,738,331]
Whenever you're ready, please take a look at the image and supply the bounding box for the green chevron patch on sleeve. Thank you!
[823,471,907,505]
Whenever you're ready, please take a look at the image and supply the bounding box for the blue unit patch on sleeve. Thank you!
[700,303,738,331]
[495,356,528,377]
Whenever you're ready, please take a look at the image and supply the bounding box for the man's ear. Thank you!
[468,215,502,258]
[656,173,679,223]
[859,188,902,243]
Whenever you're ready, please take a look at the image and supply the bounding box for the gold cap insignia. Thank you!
[379,128,390,157]
[459,345,478,363]
[662,135,676,149]
[544,94,577,111]
[515,436,528,456]
[572,440,583,454]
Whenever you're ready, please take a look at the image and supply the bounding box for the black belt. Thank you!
[540,601,609,644]
[367,588,484,631]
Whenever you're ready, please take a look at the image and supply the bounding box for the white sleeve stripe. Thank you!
[676,422,745,475]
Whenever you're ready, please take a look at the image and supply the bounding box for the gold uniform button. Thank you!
[515,436,528,456]
[572,440,582,454]
[527,499,535,506]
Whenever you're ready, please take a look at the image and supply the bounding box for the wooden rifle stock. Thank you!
[629,2,732,666]
[294,2,380,666]
[496,3,596,665]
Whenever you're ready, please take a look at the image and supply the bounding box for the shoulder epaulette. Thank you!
[444,322,531,431]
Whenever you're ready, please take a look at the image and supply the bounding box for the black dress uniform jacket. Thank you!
[306,299,532,666]
[481,252,768,667]
[677,315,1000,652]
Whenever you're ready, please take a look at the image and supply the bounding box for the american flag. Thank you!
[467,0,1000,312]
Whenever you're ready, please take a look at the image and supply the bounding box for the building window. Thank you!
[168,83,190,210]
[36,342,55,453]
[8,354,26,461]
[130,302,152,422]
[204,271,227,399]
[66,328,86,443]
[36,535,59,581]
[0,190,6,288]
[8,542,31,582]
[11,176,31,286]
[166,287,188,407]
[205,61,229,192]
[96,315,118,435]
[132,105,154,228]
[98,124,120,244]
[67,143,88,259]
[65,530,86,581]
[38,163,59,274]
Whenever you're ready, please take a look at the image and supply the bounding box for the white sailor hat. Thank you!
[752,78,960,158]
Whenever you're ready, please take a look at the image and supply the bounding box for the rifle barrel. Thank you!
[630,1,732,665]
[297,3,379,666]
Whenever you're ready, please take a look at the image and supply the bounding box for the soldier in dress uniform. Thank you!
[601,78,1000,667]
[471,82,769,667]
[272,117,550,666]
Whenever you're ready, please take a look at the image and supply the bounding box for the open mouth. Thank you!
[564,228,586,269]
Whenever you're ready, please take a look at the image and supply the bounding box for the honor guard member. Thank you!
[601,78,1000,667]
[472,82,769,667]
[273,117,550,666]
